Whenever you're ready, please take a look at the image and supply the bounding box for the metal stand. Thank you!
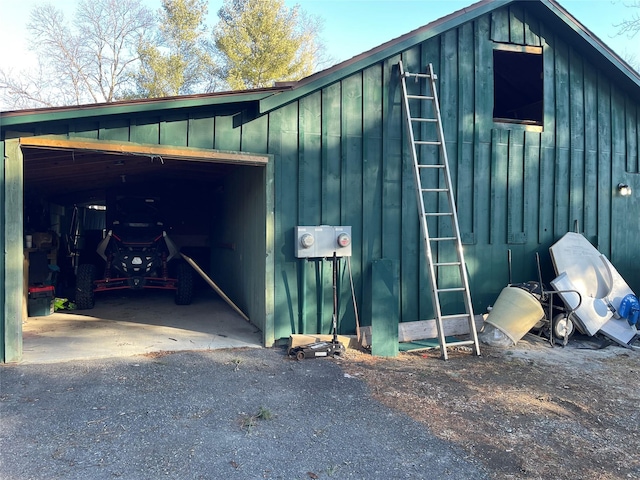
[288,253,346,360]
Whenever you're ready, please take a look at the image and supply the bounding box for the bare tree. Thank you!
[615,1,640,37]
[0,0,155,109]
[614,0,640,72]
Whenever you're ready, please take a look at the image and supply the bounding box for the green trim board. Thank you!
[3,139,23,363]
[264,154,276,347]
[0,91,283,128]
[0,141,4,362]
[371,258,399,358]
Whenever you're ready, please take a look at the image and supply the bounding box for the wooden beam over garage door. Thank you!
[19,136,268,166]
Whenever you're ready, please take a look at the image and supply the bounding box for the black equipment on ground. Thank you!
[288,252,346,360]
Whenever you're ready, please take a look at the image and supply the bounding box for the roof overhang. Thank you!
[0,89,289,128]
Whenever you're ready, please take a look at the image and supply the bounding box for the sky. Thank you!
[0,0,637,108]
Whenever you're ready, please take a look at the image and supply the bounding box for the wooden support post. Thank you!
[3,139,24,363]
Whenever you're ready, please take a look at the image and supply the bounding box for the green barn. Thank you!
[2,0,639,362]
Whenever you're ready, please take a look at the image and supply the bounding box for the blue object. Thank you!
[618,294,640,326]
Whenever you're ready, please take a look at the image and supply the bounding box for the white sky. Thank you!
[0,0,637,108]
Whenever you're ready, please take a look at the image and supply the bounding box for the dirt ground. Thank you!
[338,333,640,480]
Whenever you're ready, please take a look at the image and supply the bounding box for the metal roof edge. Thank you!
[0,89,287,128]
[258,0,512,114]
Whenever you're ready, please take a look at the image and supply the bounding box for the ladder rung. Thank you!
[411,118,437,123]
[433,262,462,267]
[436,287,466,293]
[442,340,476,348]
[431,236,457,242]
[415,141,441,145]
[425,212,453,217]
[417,164,444,169]
[407,94,434,100]
[440,314,473,321]
[404,72,435,79]
[421,188,449,193]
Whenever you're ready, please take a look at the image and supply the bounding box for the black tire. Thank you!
[75,264,96,310]
[175,262,194,305]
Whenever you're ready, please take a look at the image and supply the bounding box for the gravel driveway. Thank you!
[0,347,487,479]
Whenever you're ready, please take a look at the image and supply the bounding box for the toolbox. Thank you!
[28,285,55,317]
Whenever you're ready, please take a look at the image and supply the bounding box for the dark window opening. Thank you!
[493,49,543,125]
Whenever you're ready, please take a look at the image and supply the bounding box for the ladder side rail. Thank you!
[426,64,475,315]
[398,61,446,342]
[418,64,449,355]
[399,61,429,241]
[426,64,480,354]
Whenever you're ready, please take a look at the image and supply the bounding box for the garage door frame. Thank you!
[2,139,24,363]
[2,136,275,362]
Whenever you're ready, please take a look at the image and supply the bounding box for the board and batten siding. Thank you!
[269,4,640,338]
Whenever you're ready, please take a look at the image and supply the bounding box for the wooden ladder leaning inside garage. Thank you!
[398,61,480,360]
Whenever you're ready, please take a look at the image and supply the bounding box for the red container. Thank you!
[28,285,55,299]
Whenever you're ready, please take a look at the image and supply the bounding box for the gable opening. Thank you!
[493,48,543,126]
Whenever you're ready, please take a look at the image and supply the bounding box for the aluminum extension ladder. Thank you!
[398,61,480,360]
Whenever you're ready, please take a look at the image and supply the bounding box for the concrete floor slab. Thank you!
[22,290,262,364]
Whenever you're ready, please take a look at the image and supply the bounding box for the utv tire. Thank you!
[75,264,96,310]
[175,262,194,305]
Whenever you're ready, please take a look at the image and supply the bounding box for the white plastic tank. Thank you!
[484,286,545,344]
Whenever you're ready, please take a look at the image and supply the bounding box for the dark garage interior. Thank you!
[20,140,269,362]
[23,145,224,296]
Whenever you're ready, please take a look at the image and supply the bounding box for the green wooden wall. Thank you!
[3,4,640,354]
[268,4,640,339]
[209,158,273,342]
